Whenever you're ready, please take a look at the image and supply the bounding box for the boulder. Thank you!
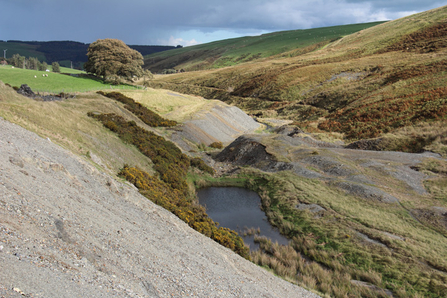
[17,84,35,97]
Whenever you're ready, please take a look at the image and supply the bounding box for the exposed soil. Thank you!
[0,117,319,298]
[167,102,261,151]
[214,131,443,204]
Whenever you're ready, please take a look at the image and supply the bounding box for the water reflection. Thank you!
[197,187,289,250]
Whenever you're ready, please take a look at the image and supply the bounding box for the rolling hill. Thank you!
[147,5,447,154]
[143,21,385,72]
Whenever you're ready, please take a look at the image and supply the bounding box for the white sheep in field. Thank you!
[34,75,37,78]
[43,74,45,77]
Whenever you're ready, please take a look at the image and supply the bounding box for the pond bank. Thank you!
[197,186,289,250]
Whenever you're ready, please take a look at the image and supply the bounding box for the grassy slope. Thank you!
[144,22,385,72]
[0,81,155,177]
[147,6,447,153]
[120,88,227,123]
[120,89,206,118]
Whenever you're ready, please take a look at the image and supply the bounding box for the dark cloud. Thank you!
[0,0,445,45]
[345,0,445,12]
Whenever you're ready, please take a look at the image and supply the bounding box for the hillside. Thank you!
[0,40,176,69]
[139,8,447,296]
[0,115,317,298]
[1,64,446,296]
[143,22,385,72]
[147,5,447,154]
[0,80,320,297]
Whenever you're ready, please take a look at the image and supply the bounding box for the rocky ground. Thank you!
[0,117,320,298]
[215,131,443,206]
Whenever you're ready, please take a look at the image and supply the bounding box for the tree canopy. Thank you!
[84,39,146,84]
[51,62,60,73]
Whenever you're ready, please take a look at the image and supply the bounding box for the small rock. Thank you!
[13,287,25,295]
[296,203,325,213]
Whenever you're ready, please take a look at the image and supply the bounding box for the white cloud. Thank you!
[158,36,200,47]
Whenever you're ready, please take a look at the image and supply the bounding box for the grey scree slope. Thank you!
[0,117,319,298]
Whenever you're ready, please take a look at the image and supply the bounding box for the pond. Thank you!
[197,187,289,250]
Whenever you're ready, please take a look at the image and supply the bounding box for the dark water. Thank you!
[197,187,289,250]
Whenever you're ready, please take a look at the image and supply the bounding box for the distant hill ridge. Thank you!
[143,21,386,72]
[0,40,177,69]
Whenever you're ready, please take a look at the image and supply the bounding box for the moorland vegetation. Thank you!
[87,106,249,259]
[147,6,447,156]
[144,5,447,297]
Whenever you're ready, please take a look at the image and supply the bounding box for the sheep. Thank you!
[34,75,37,78]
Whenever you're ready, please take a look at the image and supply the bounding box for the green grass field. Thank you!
[0,65,139,93]
[58,66,86,74]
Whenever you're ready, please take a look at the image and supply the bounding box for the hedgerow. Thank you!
[88,112,190,192]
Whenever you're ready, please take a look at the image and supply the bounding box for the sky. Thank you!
[1,0,445,46]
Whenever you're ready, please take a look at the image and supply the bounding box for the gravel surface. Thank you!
[0,117,319,298]
[171,104,260,148]
[215,133,443,205]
